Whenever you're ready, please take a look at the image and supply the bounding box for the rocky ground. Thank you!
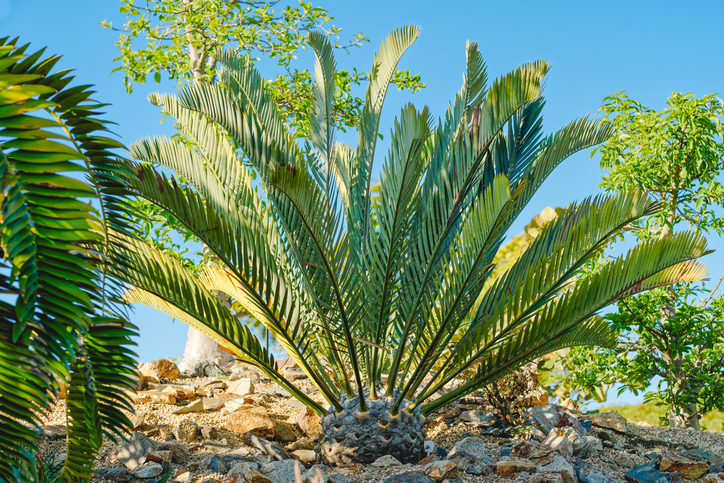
[38,359,724,483]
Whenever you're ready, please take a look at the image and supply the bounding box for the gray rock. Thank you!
[449,437,492,463]
[544,427,590,457]
[133,463,164,479]
[250,433,291,461]
[373,455,403,467]
[538,455,576,483]
[266,385,291,398]
[556,412,587,436]
[111,432,157,470]
[96,467,133,482]
[226,461,264,482]
[302,464,332,483]
[459,409,497,427]
[624,464,669,483]
[263,459,299,483]
[156,441,190,464]
[578,466,617,483]
[203,397,226,411]
[207,454,230,473]
[173,418,198,443]
[329,473,352,483]
[382,471,435,483]
[589,412,628,433]
[527,404,565,434]
[686,448,723,473]
[187,359,227,378]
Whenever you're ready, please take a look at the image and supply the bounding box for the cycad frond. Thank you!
[118,29,712,433]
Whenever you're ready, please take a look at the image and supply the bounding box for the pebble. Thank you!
[172,418,198,443]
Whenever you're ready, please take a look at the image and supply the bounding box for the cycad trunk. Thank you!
[317,393,425,465]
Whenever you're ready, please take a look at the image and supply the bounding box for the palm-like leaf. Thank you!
[115,28,711,429]
[0,38,137,481]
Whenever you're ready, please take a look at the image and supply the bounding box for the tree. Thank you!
[557,91,724,430]
[0,37,137,481]
[103,0,424,372]
[110,28,710,464]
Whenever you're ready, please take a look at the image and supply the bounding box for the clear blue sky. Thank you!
[5,1,724,405]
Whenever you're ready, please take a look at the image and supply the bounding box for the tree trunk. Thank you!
[176,1,231,372]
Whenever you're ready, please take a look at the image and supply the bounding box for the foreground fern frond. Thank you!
[0,37,138,481]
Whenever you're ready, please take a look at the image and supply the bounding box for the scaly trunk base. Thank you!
[317,394,425,465]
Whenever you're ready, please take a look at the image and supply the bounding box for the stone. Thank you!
[186,359,227,378]
[263,460,298,483]
[493,459,537,477]
[528,475,563,483]
[450,437,491,461]
[133,390,176,405]
[133,462,164,479]
[585,435,603,452]
[544,427,588,457]
[96,467,133,482]
[578,467,617,483]
[704,475,724,483]
[163,384,196,401]
[542,429,573,458]
[328,473,352,483]
[446,450,488,475]
[624,464,668,483]
[173,471,192,483]
[511,441,556,465]
[537,455,576,483]
[527,405,566,434]
[273,420,297,442]
[296,407,322,440]
[589,412,627,433]
[555,412,587,436]
[250,434,291,461]
[373,455,403,467]
[266,385,291,397]
[293,449,317,463]
[382,471,435,483]
[424,440,435,456]
[226,462,265,483]
[459,409,497,427]
[207,454,230,474]
[424,460,459,481]
[687,448,723,473]
[173,418,198,443]
[227,407,276,438]
[139,359,181,380]
[146,450,173,463]
[613,454,636,469]
[156,441,190,464]
[110,432,157,470]
[659,449,709,479]
[200,426,217,439]
[203,397,226,411]
[131,412,146,429]
[225,399,256,413]
[171,399,204,415]
[227,378,255,396]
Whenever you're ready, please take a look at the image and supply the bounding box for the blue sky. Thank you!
[5,0,724,406]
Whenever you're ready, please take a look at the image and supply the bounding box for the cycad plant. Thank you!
[116,27,710,464]
[0,37,137,482]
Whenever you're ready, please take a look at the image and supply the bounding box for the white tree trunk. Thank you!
[177,326,234,374]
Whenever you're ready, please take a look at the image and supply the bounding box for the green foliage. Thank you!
[559,283,724,424]
[594,91,724,237]
[602,402,724,431]
[112,29,710,426]
[0,38,138,481]
[556,91,724,429]
[103,0,424,276]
